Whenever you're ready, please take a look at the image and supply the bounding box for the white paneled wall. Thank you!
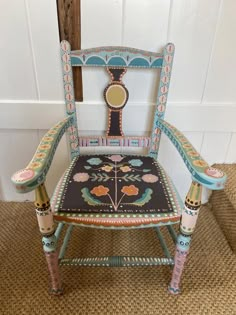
[0,0,236,202]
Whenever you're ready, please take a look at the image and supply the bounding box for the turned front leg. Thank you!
[35,183,62,295]
[168,181,202,295]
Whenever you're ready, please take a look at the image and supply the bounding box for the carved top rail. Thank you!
[69,46,164,68]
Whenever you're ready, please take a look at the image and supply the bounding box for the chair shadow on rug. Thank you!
[11,41,227,295]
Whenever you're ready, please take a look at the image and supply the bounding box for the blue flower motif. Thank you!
[128,159,143,167]
[87,157,103,165]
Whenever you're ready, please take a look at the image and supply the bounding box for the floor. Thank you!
[0,201,236,315]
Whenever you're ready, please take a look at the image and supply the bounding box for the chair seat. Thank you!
[51,154,183,228]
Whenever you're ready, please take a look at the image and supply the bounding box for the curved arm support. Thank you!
[158,119,227,190]
[11,116,73,193]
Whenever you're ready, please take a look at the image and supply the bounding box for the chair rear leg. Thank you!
[35,183,63,295]
[168,181,202,294]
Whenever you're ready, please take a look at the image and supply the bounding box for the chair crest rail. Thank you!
[68,45,164,68]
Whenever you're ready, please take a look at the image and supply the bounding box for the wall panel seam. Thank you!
[24,0,40,100]
[224,132,233,162]
[166,0,173,42]
[121,0,126,45]
[200,0,224,103]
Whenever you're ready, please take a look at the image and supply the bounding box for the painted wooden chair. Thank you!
[11,41,227,295]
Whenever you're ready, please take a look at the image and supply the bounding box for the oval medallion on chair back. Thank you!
[60,41,175,160]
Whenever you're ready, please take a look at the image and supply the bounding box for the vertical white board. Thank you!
[26,0,64,101]
[168,0,221,102]
[203,0,236,102]
[201,132,231,165]
[0,0,37,99]
[158,132,204,200]
[122,0,170,103]
[81,0,123,102]
[226,133,236,163]
[38,131,70,198]
[0,130,39,201]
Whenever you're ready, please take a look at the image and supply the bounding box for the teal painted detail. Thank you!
[192,173,212,186]
[42,235,57,253]
[149,43,175,159]
[155,227,172,258]
[86,56,106,65]
[108,57,126,66]
[151,59,163,67]
[55,223,64,240]
[128,159,143,167]
[168,286,181,294]
[53,219,180,230]
[129,58,150,67]
[71,56,83,65]
[167,225,177,243]
[132,188,153,206]
[87,157,103,165]
[176,234,191,251]
[70,46,164,68]
[81,188,103,206]
[59,225,73,259]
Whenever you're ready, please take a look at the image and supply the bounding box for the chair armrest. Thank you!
[11,116,73,193]
[158,119,227,190]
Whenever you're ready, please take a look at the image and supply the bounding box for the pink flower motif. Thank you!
[108,155,124,162]
[142,174,159,183]
[12,169,35,182]
[205,167,224,178]
[73,172,89,182]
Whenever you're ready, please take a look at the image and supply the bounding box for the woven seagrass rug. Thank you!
[0,201,236,315]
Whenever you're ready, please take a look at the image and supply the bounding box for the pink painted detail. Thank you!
[71,142,78,150]
[36,209,54,234]
[73,172,89,182]
[65,84,72,92]
[45,250,62,294]
[66,103,75,112]
[204,167,224,178]
[165,55,173,64]
[12,169,35,183]
[142,174,158,183]
[63,64,71,73]
[66,93,73,101]
[62,53,70,63]
[159,94,167,104]
[167,44,174,53]
[169,247,188,294]
[180,207,199,233]
[68,126,76,133]
[161,76,169,84]
[158,104,165,112]
[63,74,71,83]
[108,155,124,162]
[61,40,70,51]
[164,65,171,73]
[160,85,168,94]
[70,135,77,141]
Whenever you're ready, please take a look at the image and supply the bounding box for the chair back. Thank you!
[60,41,175,159]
